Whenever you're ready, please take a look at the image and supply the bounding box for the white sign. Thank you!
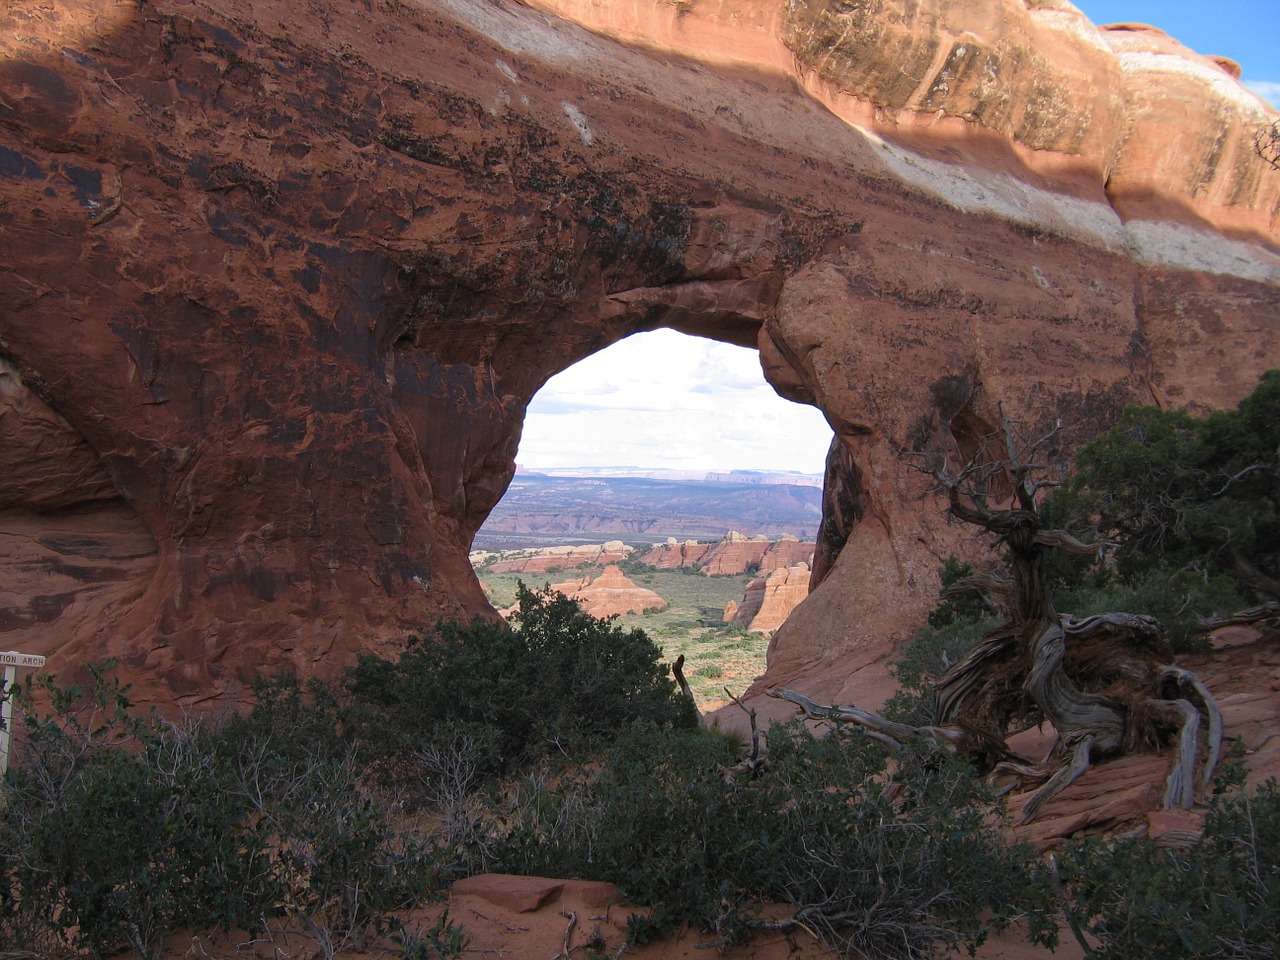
[0,652,45,669]
[2,650,47,775]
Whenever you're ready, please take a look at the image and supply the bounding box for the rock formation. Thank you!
[639,532,815,575]
[640,538,714,570]
[476,541,632,574]
[729,563,813,634]
[0,0,1276,707]
[545,565,666,620]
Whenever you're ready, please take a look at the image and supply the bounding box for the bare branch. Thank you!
[766,688,967,753]
[671,655,699,721]
[1255,119,1280,170]
[1208,462,1271,498]
[1199,601,1280,630]
[1032,528,1104,557]
[724,688,767,779]
[942,572,1012,599]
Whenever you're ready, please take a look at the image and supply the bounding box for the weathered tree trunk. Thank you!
[770,421,1223,823]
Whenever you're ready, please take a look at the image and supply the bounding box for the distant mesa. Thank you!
[472,532,816,579]
[641,531,816,577]
[542,565,666,620]
[726,562,812,634]
[474,540,633,574]
[476,474,823,549]
[516,465,822,488]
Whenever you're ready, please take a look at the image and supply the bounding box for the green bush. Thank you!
[344,585,697,773]
[1,665,451,960]
[1048,370,1280,634]
[491,720,1056,957]
[0,666,272,960]
[1060,779,1280,960]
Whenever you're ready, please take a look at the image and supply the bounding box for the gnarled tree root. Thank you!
[766,610,1223,823]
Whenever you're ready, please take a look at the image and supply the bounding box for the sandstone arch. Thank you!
[0,0,1275,708]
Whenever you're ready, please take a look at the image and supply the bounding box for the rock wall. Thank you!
[1,0,1276,706]
[729,563,813,634]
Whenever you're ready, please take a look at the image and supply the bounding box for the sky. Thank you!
[518,329,834,475]
[1073,1,1280,106]
[517,2,1278,478]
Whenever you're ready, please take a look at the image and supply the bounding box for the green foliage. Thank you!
[492,721,1056,958]
[1051,370,1280,623]
[0,666,272,960]
[345,585,697,774]
[393,910,470,959]
[1060,780,1280,960]
[1,665,451,960]
[1054,565,1244,653]
[926,556,989,628]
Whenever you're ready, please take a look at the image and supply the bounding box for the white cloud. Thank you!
[520,329,832,473]
[1243,80,1280,108]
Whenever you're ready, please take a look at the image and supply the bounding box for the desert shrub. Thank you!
[392,909,470,960]
[1046,370,1280,642]
[233,744,437,958]
[344,585,697,774]
[0,666,272,960]
[758,724,1056,958]
[1060,779,1280,960]
[494,722,749,940]
[1,665,451,960]
[491,720,1055,957]
[1053,564,1245,653]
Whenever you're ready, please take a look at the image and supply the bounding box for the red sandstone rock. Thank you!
[480,541,632,574]
[548,565,666,620]
[0,0,1275,709]
[700,531,773,576]
[1146,809,1205,848]
[729,563,812,634]
[450,874,618,913]
[758,536,816,574]
[638,538,713,569]
[640,533,815,576]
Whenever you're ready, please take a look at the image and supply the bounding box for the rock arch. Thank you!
[0,0,1275,708]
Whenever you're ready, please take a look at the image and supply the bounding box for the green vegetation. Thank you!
[1059,778,1280,960]
[494,721,1058,957]
[1047,369,1280,648]
[475,561,768,707]
[345,585,698,773]
[882,556,995,726]
[3,575,1277,959]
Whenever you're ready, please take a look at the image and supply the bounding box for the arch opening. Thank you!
[471,328,833,711]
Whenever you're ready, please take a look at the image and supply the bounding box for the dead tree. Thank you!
[770,418,1222,823]
[1255,119,1280,170]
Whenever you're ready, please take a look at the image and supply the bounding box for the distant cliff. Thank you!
[475,476,822,549]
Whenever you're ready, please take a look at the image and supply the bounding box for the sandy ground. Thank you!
[138,873,1086,960]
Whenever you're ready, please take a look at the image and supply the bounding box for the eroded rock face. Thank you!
[478,541,633,574]
[639,533,815,575]
[0,0,1276,706]
[729,562,812,634]
[546,565,666,619]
